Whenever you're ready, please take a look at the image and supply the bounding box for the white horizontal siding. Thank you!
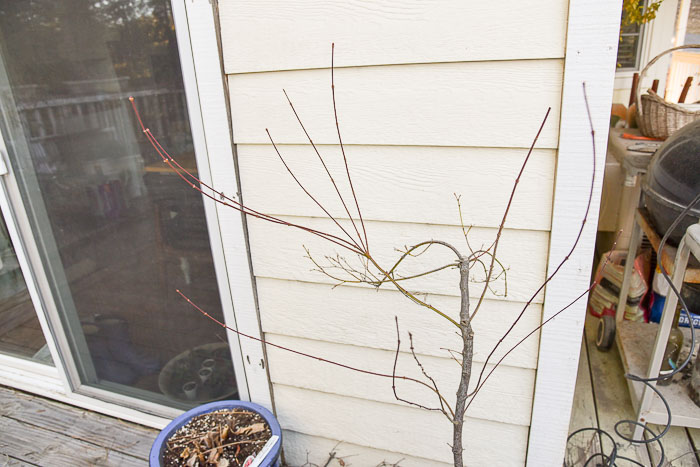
[257,278,541,369]
[228,59,563,148]
[282,429,450,467]
[247,216,550,303]
[219,0,567,73]
[274,384,529,465]
[266,334,535,426]
[237,144,556,231]
[221,3,567,459]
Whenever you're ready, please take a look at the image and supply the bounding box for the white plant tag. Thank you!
[248,435,280,467]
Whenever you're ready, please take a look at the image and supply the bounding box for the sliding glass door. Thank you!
[0,0,242,411]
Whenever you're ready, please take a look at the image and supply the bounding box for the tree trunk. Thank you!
[453,259,473,467]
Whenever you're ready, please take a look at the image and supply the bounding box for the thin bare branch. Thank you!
[367,248,461,328]
[454,194,475,256]
[466,241,618,407]
[392,317,453,416]
[266,128,365,252]
[471,107,551,321]
[282,88,367,252]
[441,347,463,366]
[178,290,454,413]
[409,332,454,420]
[332,43,369,251]
[391,263,459,283]
[129,98,364,254]
[471,83,598,396]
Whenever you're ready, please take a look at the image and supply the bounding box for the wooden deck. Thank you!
[0,385,158,466]
[568,316,700,466]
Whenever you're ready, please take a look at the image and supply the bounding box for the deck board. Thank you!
[683,428,700,465]
[567,335,601,465]
[2,455,39,466]
[646,425,697,466]
[0,385,158,467]
[566,317,653,465]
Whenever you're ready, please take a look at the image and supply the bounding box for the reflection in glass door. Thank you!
[0,212,52,365]
[0,0,240,409]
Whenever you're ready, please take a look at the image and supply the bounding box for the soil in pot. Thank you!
[162,409,272,466]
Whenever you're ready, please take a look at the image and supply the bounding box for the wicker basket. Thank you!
[636,44,700,139]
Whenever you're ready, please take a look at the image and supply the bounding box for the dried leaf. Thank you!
[217,458,230,467]
[207,446,220,464]
[203,433,213,449]
[234,422,265,436]
[221,425,230,441]
[180,446,191,459]
[186,453,198,467]
[196,446,206,464]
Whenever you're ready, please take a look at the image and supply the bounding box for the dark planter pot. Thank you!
[149,400,282,467]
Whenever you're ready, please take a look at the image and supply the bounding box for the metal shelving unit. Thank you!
[615,210,700,439]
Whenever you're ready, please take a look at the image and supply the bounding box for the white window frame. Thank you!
[0,0,271,427]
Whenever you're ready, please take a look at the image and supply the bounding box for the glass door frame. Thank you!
[0,0,272,423]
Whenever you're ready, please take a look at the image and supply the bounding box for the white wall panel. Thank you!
[247,216,550,303]
[274,384,528,465]
[237,144,555,231]
[282,429,450,467]
[219,0,567,73]
[256,278,542,369]
[266,334,536,426]
[228,60,562,148]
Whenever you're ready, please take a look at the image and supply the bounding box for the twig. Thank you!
[199,439,266,456]
[409,332,454,420]
[454,194,475,256]
[322,451,337,467]
[392,316,451,414]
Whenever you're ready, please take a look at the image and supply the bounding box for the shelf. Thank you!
[636,208,700,283]
[616,320,700,428]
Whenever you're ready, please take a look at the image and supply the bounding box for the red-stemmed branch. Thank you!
[469,107,551,321]
[331,43,369,252]
[466,237,617,408]
[469,82,598,396]
[129,98,364,255]
[281,88,367,252]
[177,289,454,416]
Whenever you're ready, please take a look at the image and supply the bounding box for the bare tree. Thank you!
[130,44,605,467]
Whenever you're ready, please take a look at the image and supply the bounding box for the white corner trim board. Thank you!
[526,0,622,465]
[174,0,273,410]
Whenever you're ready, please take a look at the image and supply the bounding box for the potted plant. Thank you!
[149,400,282,467]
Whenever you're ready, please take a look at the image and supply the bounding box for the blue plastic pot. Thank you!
[150,400,282,467]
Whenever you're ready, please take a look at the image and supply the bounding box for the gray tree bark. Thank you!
[452,258,473,467]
